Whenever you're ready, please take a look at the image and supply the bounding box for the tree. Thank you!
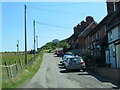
[52,39,59,46]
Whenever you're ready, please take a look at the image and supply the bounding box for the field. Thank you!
[1,52,44,88]
[2,52,34,65]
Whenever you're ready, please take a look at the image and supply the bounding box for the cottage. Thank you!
[105,1,120,68]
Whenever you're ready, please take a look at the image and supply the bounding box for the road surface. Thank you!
[20,53,119,88]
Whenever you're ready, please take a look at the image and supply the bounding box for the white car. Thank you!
[65,56,86,72]
[62,55,74,67]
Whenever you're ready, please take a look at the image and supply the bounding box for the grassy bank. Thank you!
[2,52,44,88]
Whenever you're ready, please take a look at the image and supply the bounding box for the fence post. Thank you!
[4,62,10,79]
[15,61,18,73]
[10,66,13,78]
[19,59,22,70]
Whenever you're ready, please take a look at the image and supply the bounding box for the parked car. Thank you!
[62,52,74,59]
[65,56,86,72]
[57,50,64,57]
[54,50,58,54]
[62,55,74,67]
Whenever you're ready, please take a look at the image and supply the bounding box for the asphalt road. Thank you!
[20,53,119,89]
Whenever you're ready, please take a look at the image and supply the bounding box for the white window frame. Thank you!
[109,32,113,41]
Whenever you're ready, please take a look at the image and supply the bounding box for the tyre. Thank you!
[83,69,86,72]
[66,68,70,72]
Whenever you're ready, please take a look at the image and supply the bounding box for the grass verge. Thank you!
[2,52,44,88]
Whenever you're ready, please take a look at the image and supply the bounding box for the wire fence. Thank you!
[1,54,39,81]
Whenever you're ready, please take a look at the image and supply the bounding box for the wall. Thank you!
[88,67,120,85]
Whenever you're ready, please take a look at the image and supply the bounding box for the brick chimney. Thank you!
[86,16,94,25]
[81,20,87,27]
[106,0,114,14]
[106,0,120,14]
[74,26,77,34]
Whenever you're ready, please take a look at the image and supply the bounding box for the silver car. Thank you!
[65,57,86,72]
[62,55,74,67]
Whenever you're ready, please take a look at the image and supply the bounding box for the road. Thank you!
[20,53,119,88]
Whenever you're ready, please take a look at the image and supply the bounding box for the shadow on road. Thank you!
[60,70,68,73]
[59,66,65,69]
[60,69,83,73]
[85,70,120,89]
[58,64,63,66]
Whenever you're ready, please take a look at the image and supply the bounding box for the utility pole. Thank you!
[33,20,36,56]
[17,40,19,53]
[24,4,27,67]
[36,35,38,51]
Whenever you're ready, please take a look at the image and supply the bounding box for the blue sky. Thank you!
[2,2,107,52]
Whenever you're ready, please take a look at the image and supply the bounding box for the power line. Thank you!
[28,6,79,17]
[36,21,72,29]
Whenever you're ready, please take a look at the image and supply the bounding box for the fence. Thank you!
[1,54,39,81]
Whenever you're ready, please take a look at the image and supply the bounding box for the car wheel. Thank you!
[66,68,70,72]
[83,69,86,72]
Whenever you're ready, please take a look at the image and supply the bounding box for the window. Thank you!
[111,45,115,58]
[109,32,113,41]
[96,31,100,39]
[92,36,93,41]
[118,25,120,36]
[104,26,107,33]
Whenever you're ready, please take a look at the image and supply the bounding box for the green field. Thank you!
[1,52,44,88]
[2,52,34,65]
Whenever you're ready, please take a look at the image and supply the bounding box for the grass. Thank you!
[2,52,34,65]
[2,52,44,88]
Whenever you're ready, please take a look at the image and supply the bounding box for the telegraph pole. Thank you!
[36,35,38,51]
[17,40,19,53]
[24,4,27,67]
[33,20,36,56]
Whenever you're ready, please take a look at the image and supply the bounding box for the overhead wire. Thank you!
[28,6,81,17]
[36,21,72,29]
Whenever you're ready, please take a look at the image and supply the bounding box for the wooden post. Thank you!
[15,61,18,73]
[19,59,22,70]
[10,66,13,78]
[4,62,10,79]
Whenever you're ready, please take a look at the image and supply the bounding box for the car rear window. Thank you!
[58,50,64,52]
[70,57,82,61]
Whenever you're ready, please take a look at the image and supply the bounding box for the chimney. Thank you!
[106,0,114,14]
[86,16,94,25]
[106,0,120,14]
[74,26,77,34]
[81,20,87,27]
[115,1,120,11]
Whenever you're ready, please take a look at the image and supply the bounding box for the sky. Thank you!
[2,2,107,52]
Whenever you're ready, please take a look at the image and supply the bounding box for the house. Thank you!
[67,16,97,56]
[77,20,97,55]
[105,0,120,68]
[88,16,109,66]
[67,0,120,68]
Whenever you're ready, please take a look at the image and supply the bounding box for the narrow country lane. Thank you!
[20,53,119,88]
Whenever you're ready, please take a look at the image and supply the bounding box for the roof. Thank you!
[78,21,97,38]
[89,9,120,36]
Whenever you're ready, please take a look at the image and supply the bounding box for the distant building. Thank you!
[67,16,97,56]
